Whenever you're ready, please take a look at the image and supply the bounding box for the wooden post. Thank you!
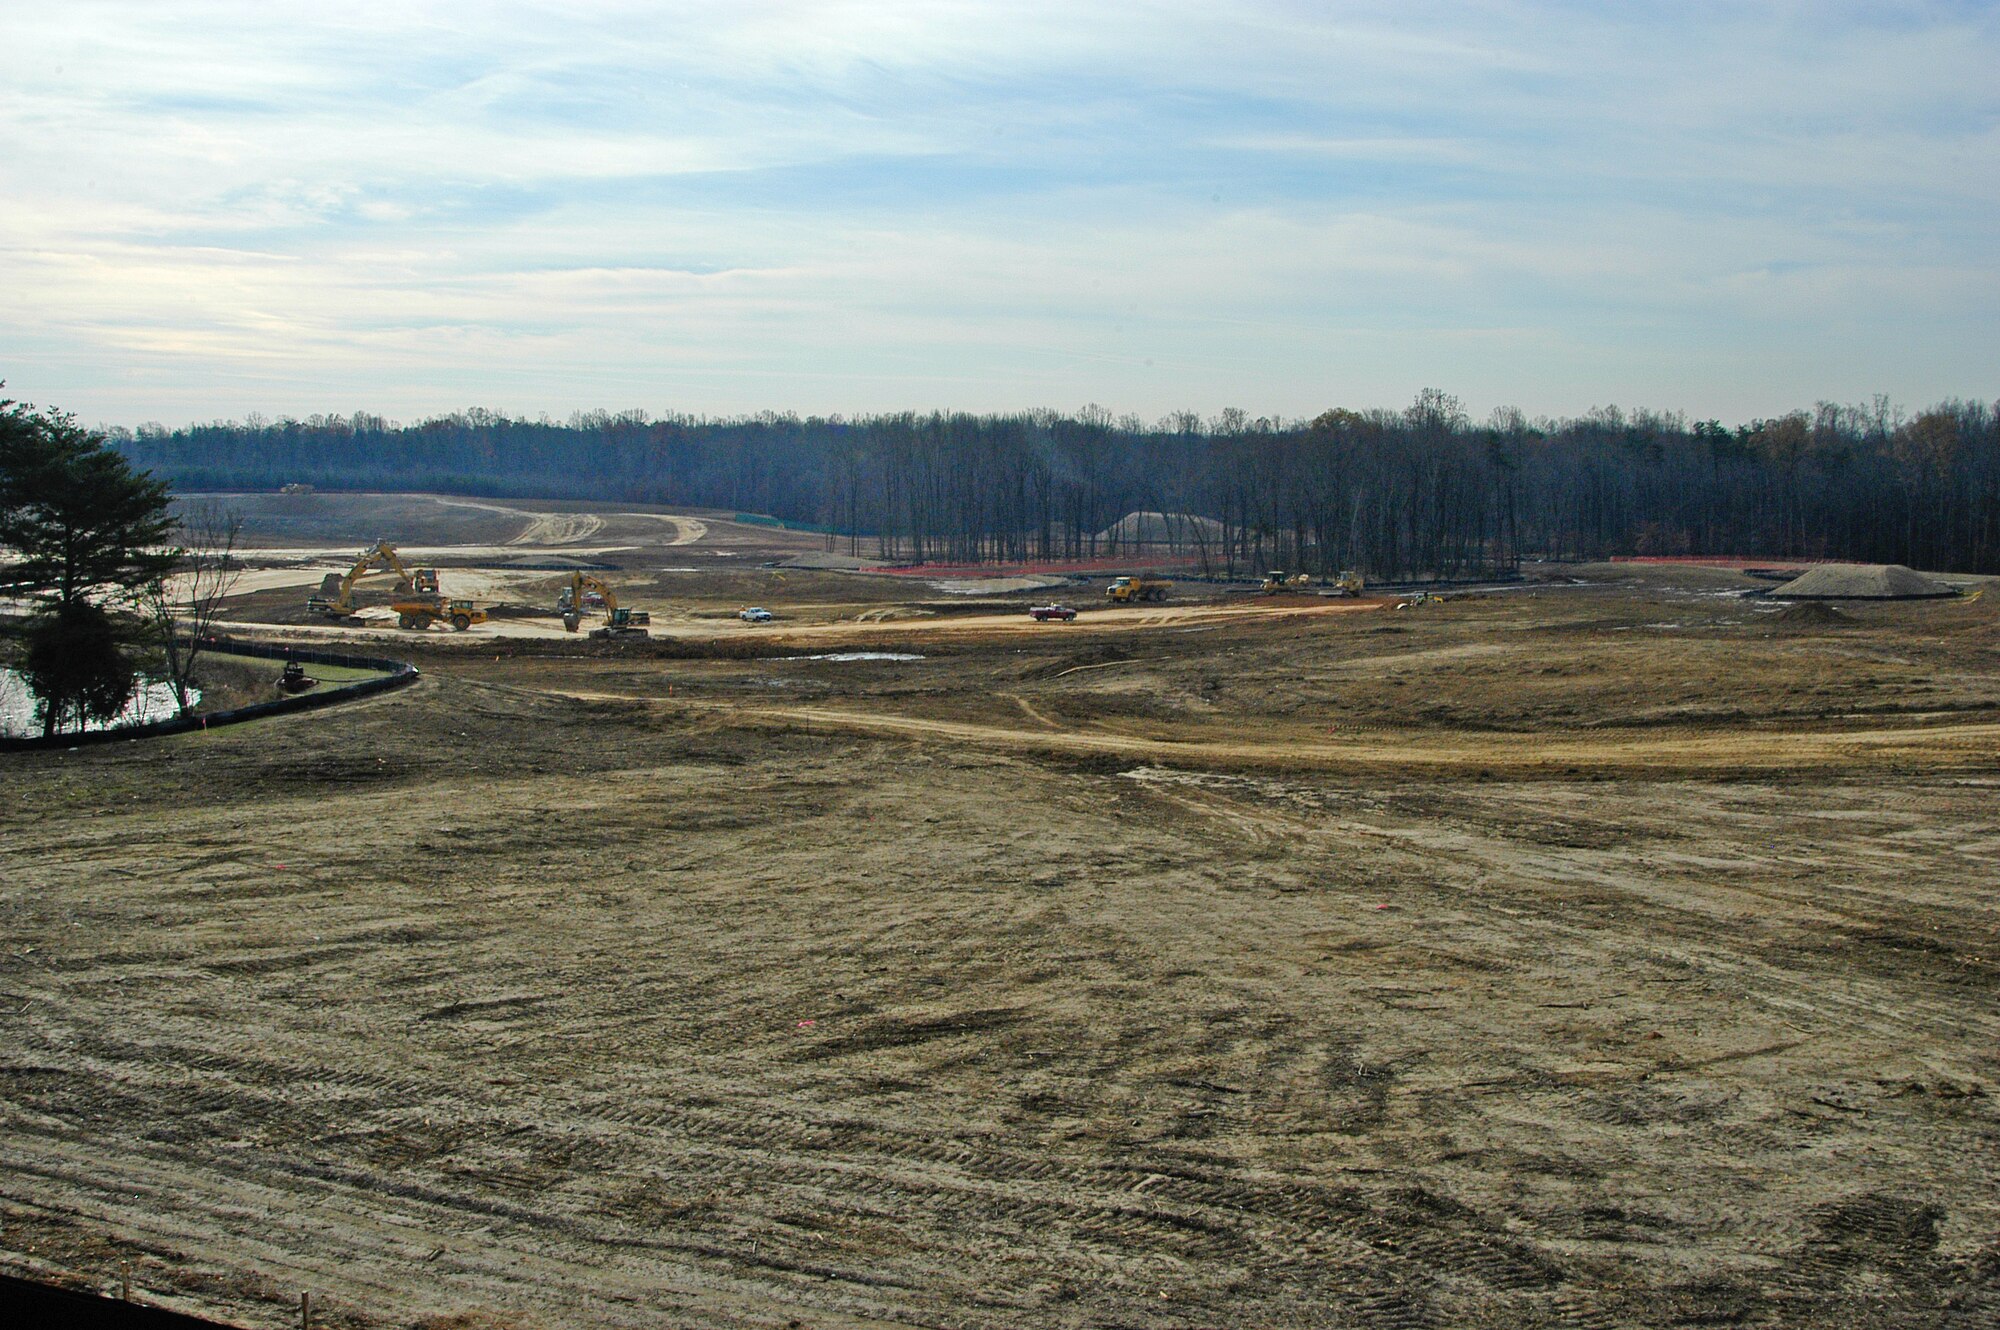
[301,1290,311,1330]
[121,1264,130,1300]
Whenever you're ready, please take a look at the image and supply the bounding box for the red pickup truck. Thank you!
[1029,603,1078,622]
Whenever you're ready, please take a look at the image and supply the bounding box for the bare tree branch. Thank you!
[139,500,244,717]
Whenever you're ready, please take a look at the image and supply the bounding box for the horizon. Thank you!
[5,3,1996,427]
[64,390,1999,438]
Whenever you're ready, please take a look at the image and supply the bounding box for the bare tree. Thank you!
[140,500,243,716]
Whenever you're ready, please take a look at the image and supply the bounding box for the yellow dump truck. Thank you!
[394,596,487,631]
[1107,576,1171,603]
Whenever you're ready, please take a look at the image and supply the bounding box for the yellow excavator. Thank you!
[558,572,651,640]
[306,540,486,631]
[307,541,432,618]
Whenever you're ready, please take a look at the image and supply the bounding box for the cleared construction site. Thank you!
[3,494,1997,1328]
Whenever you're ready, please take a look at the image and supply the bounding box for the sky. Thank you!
[1,1,1995,428]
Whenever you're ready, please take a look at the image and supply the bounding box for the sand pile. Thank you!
[776,552,877,571]
[928,575,1069,595]
[1096,511,1225,545]
[1769,564,1953,599]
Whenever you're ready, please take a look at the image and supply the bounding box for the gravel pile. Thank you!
[1096,510,1225,544]
[1768,563,1954,599]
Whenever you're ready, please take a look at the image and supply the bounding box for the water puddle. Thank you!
[772,652,927,663]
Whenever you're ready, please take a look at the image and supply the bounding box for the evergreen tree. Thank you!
[1,396,176,735]
[20,601,134,737]
[0,399,177,609]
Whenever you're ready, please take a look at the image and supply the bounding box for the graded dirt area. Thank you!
[3,502,1998,1328]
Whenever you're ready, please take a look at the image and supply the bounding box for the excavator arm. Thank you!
[336,542,404,607]
[561,573,617,631]
[310,541,437,617]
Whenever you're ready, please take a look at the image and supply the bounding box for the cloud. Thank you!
[1,2,1994,423]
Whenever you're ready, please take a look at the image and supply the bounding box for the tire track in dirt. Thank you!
[617,513,707,545]
[1003,694,1064,731]
[432,497,607,545]
[0,771,1661,1324]
[549,690,2000,777]
[2,990,1586,1325]
[7,664,1996,1328]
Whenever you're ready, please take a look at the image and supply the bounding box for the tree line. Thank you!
[108,392,2000,576]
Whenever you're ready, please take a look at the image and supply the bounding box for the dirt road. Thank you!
[224,588,1387,645]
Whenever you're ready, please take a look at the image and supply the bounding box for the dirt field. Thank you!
[3,497,1998,1327]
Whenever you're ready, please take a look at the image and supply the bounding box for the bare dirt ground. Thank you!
[3,496,1998,1328]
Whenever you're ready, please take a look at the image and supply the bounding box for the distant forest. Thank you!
[109,391,2000,577]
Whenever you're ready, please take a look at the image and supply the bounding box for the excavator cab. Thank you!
[590,607,651,640]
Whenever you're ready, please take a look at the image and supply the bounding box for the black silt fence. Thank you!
[0,637,419,752]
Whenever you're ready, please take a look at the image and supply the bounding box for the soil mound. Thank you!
[1769,563,1953,600]
[928,575,1070,596]
[1775,601,1855,626]
[777,552,877,571]
[1096,511,1225,545]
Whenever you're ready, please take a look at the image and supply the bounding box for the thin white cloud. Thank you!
[1,2,1994,424]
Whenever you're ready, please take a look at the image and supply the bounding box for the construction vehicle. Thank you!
[1259,570,1314,594]
[1106,575,1171,603]
[558,572,651,639]
[394,596,487,631]
[1256,569,1366,596]
[307,540,439,619]
[307,540,486,630]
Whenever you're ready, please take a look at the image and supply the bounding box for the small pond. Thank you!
[0,667,194,738]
